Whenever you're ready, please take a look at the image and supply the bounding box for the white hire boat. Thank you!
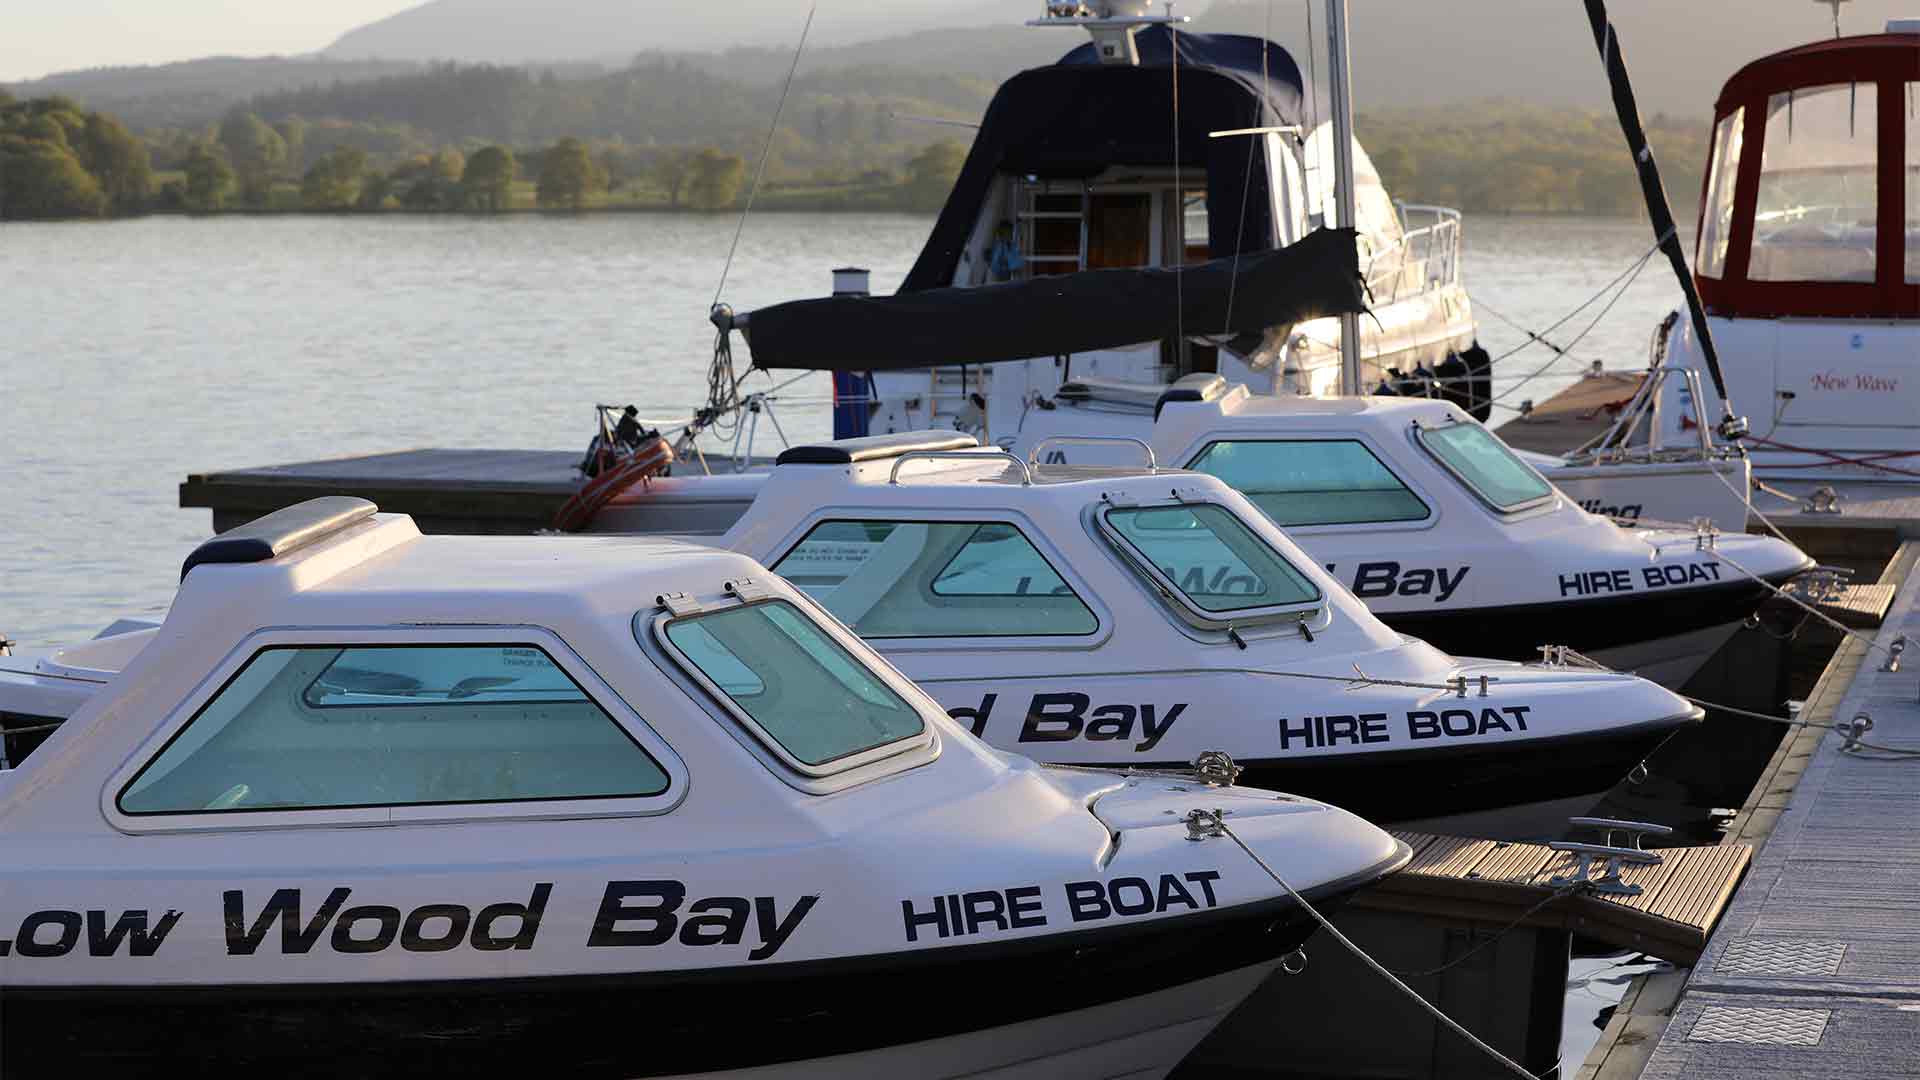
[0,497,1408,1076]
[602,390,1813,691]
[698,432,1704,833]
[990,378,1814,689]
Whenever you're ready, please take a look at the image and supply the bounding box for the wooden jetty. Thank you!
[1359,831,1751,967]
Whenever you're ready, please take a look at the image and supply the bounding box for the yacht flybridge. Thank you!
[0,498,1408,1074]
[709,432,1704,832]
[711,2,1486,456]
[1646,21,1920,483]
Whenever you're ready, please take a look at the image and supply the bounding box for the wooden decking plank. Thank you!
[1402,835,1502,879]
[1466,840,1561,885]
[1812,582,1897,629]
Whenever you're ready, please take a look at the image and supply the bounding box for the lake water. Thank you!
[0,211,1681,646]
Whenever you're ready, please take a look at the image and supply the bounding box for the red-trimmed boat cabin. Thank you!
[1693,28,1918,319]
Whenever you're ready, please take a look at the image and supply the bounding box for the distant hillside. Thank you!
[322,0,1913,117]
[323,0,1043,62]
[11,56,425,131]
[237,60,993,152]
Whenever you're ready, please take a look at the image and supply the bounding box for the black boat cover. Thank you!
[903,26,1307,293]
[743,227,1362,372]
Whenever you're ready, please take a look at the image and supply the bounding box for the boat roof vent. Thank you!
[181,496,379,580]
[1054,373,1228,418]
[1154,373,1230,419]
[775,431,981,466]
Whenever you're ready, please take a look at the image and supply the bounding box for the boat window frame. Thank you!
[100,625,689,835]
[646,596,939,781]
[761,509,1114,654]
[1092,493,1326,632]
[1411,417,1558,516]
[1180,434,1438,534]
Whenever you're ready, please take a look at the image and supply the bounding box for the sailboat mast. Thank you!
[1325,0,1363,396]
[1581,0,1744,436]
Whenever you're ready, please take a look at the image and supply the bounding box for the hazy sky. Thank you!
[1,0,419,82]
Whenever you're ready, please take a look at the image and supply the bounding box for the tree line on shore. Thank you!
[3,61,1710,224]
[2,91,970,220]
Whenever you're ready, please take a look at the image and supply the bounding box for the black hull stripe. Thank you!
[0,865,1399,1078]
[1123,718,1694,823]
[1381,574,1797,661]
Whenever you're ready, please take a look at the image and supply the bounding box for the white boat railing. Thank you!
[1362,202,1462,305]
[1566,363,1729,467]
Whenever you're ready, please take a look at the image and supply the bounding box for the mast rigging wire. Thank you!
[1220,0,1275,337]
[712,3,816,310]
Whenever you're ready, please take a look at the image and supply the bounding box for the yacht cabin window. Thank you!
[1697,107,1745,279]
[1186,439,1430,527]
[661,600,925,769]
[771,520,1099,638]
[118,644,670,815]
[1099,502,1321,627]
[1907,82,1918,285]
[1415,420,1556,513]
[1749,83,1879,283]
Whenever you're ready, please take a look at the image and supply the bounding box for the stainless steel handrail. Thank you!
[1027,436,1159,471]
[888,450,1033,486]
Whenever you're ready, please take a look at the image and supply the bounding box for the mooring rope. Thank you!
[1205,810,1548,1080]
[1692,464,1904,662]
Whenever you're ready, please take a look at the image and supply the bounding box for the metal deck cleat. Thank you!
[1549,817,1672,896]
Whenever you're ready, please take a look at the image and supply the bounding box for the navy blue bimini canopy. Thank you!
[902,27,1307,293]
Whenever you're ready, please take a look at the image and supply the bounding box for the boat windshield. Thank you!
[1187,439,1430,527]
[1100,501,1321,628]
[662,600,925,770]
[1415,420,1555,513]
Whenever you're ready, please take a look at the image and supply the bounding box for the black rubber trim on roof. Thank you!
[775,431,980,466]
[181,496,379,580]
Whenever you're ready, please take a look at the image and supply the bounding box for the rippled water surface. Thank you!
[0,212,1681,644]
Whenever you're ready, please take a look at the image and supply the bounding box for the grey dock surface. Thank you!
[180,448,771,535]
[1633,540,1920,1078]
[181,449,584,534]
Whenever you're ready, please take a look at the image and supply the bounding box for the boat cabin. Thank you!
[1658,23,1919,473]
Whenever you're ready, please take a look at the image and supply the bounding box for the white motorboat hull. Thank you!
[1527,454,1754,534]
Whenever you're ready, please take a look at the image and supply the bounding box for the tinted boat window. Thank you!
[119,644,668,815]
[1187,439,1429,526]
[1103,503,1321,613]
[772,520,1097,638]
[664,600,924,767]
[1416,421,1555,512]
